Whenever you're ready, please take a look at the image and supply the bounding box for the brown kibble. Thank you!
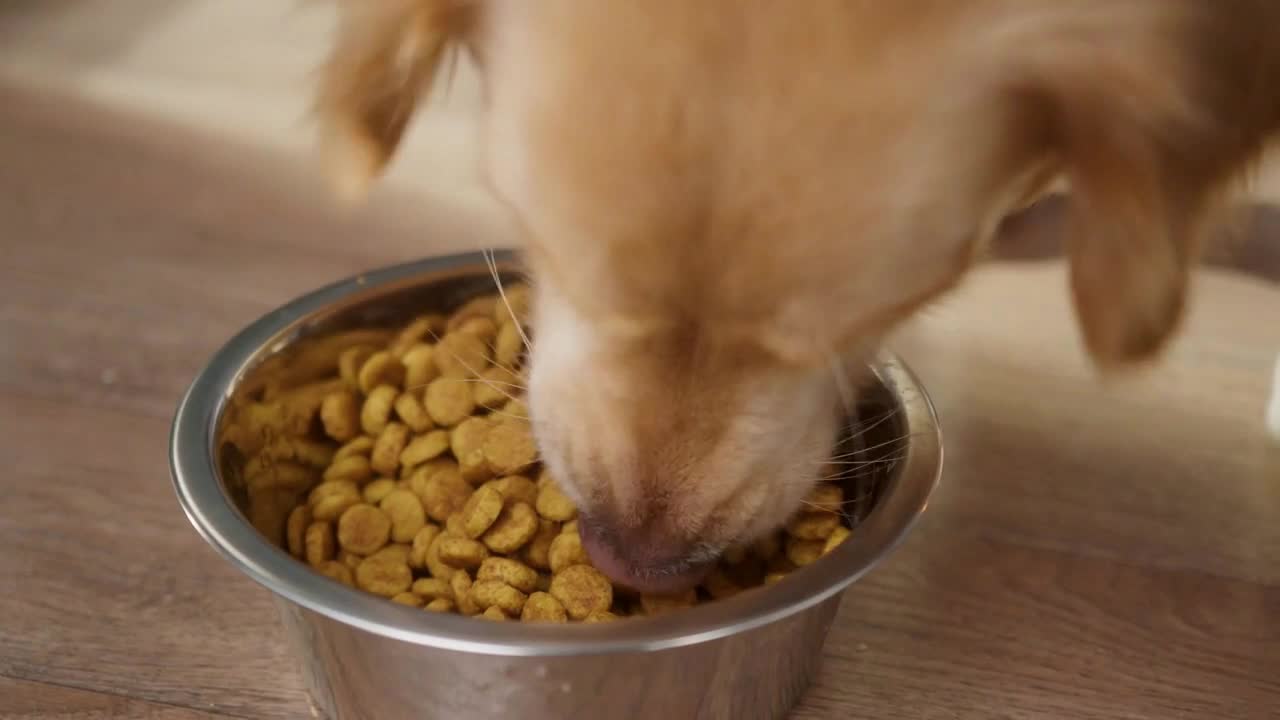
[460,485,505,539]
[337,504,392,555]
[286,505,312,558]
[339,550,364,571]
[425,597,456,613]
[357,351,405,395]
[310,480,362,521]
[361,385,399,436]
[488,475,538,506]
[448,296,499,331]
[640,589,698,616]
[390,316,444,358]
[458,447,494,485]
[764,572,788,585]
[481,606,509,621]
[361,478,398,505]
[379,489,427,543]
[492,284,531,327]
[501,397,530,421]
[400,429,451,468]
[394,392,434,433]
[535,482,578,522]
[449,416,493,462]
[371,422,411,476]
[338,345,377,387]
[391,592,425,608]
[823,526,851,555]
[520,591,568,623]
[583,610,619,623]
[548,532,590,574]
[474,366,519,409]
[785,537,825,567]
[433,331,489,379]
[521,519,560,570]
[549,565,613,620]
[483,422,538,476]
[470,579,527,616]
[787,512,842,541]
[316,560,355,587]
[417,468,472,522]
[446,513,467,537]
[402,344,440,392]
[320,390,361,442]
[333,436,375,462]
[322,454,373,485]
[805,483,844,513]
[425,533,457,581]
[304,520,336,568]
[411,577,453,601]
[438,536,490,569]
[481,501,540,554]
[355,555,413,597]
[561,520,579,537]
[424,378,476,427]
[451,572,479,615]
[408,525,442,570]
[494,321,524,370]
[457,316,499,345]
[477,557,539,593]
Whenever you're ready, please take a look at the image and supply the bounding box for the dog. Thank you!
[315,0,1280,592]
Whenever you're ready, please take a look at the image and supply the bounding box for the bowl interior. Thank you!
[173,251,939,656]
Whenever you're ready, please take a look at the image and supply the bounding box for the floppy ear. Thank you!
[315,0,472,202]
[1009,5,1280,368]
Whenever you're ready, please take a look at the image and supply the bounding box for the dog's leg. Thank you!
[1267,351,1280,442]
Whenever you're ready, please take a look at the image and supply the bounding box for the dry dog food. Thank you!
[222,282,856,622]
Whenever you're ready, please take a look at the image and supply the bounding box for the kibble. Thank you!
[231,283,866,622]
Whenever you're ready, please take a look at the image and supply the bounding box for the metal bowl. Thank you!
[169,250,943,720]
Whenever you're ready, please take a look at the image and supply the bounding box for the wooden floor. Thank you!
[2,80,1278,720]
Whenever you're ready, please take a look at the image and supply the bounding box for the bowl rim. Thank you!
[169,250,943,657]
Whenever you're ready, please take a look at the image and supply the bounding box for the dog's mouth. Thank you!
[576,514,716,594]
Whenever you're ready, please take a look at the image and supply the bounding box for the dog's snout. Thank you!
[577,512,713,594]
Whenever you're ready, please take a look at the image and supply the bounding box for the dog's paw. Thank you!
[1268,352,1280,444]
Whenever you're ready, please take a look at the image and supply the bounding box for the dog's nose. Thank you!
[577,513,713,594]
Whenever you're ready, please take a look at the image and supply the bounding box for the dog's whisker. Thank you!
[484,248,534,354]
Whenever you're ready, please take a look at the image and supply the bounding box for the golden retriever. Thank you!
[315,0,1280,591]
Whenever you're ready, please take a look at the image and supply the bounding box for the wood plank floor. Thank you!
[2,81,1278,720]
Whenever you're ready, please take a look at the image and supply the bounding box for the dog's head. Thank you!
[318,0,1279,590]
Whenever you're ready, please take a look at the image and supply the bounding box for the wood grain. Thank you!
[2,80,1277,719]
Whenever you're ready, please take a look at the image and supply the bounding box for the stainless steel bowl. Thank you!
[170,250,943,720]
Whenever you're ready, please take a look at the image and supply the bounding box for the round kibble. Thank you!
[447,296,498,331]
[400,430,450,468]
[320,390,361,442]
[787,511,841,541]
[394,392,434,433]
[333,436,374,462]
[304,520,336,568]
[338,345,376,387]
[337,504,391,556]
[417,468,472,522]
[316,560,355,587]
[458,447,493,485]
[425,597,456,613]
[321,452,374,484]
[548,532,590,574]
[391,592,425,608]
[362,478,398,505]
[474,366,519,409]
[805,483,844,513]
[361,385,399,436]
[379,489,427,543]
[521,519,560,570]
[357,351,405,395]
[411,577,453,601]
[286,505,312,558]
[481,606,509,621]
[640,589,698,616]
[451,572,480,615]
[449,416,493,462]
[535,482,577,522]
[433,332,489,379]
[583,610,619,623]
[356,555,413,597]
[424,533,457,582]
[470,579,527,616]
[494,321,524,370]
[521,591,568,623]
[477,557,539,593]
[424,378,476,427]
[402,344,440,392]
[370,422,410,476]
[785,537,825,567]
[457,316,499,345]
[481,501,540,554]
[488,475,538,506]
[460,485,504,539]
[483,422,538,476]
[438,536,490,569]
[549,565,613,620]
[408,525,442,570]
[823,526,851,555]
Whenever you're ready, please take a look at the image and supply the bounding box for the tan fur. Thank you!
[316,0,1280,590]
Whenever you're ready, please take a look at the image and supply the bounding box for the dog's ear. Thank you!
[1007,5,1280,368]
[316,0,472,202]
